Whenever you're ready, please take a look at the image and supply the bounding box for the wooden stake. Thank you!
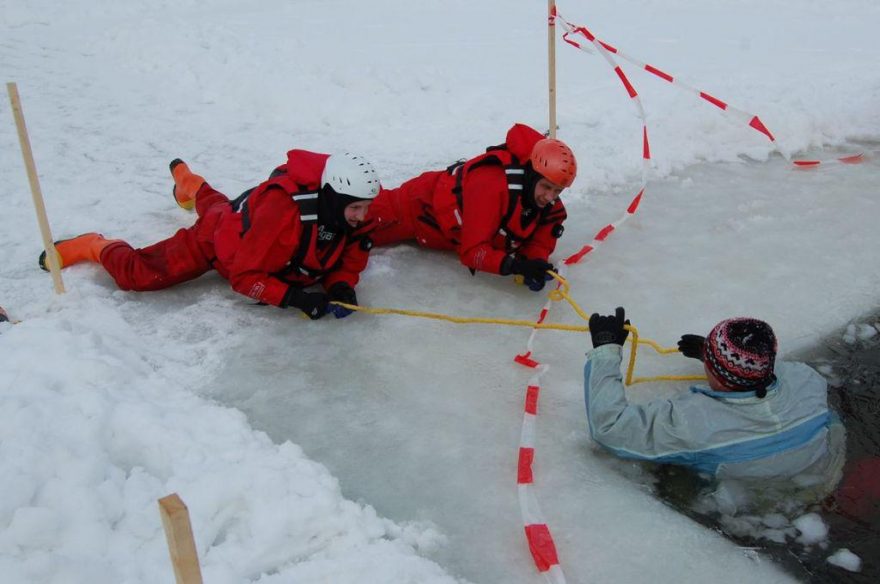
[159,493,204,584]
[6,82,65,294]
[547,0,557,138]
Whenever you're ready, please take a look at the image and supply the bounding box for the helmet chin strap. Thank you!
[320,186,363,233]
[522,165,542,210]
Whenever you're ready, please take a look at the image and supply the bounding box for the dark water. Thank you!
[652,316,880,583]
[800,320,880,583]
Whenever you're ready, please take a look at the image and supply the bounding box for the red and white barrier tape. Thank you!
[517,9,652,368]
[513,9,869,580]
[564,188,645,265]
[555,9,865,167]
[514,293,555,369]
[513,13,658,577]
[554,12,652,266]
[517,366,567,584]
[791,153,864,167]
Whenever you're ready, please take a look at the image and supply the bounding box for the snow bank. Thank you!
[0,291,460,583]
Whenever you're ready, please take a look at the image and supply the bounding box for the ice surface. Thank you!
[209,153,880,582]
[1,0,879,582]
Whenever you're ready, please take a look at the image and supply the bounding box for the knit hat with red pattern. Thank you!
[703,318,777,395]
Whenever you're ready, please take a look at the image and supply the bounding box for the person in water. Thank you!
[582,307,846,507]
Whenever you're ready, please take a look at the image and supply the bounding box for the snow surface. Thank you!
[827,548,862,572]
[1,0,879,582]
[793,513,829,546]
[843,323,879,344]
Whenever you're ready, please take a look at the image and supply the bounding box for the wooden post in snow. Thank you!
[547,0,557,138]
[158,493,204,584]
[6,82,65,294]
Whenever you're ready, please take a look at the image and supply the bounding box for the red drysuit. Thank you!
[99,150,372,307]
[366,123,567,274]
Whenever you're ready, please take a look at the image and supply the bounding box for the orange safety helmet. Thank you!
[529,138,577,188]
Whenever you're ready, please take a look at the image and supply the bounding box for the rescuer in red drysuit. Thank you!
[366,123,577,291]
[39,151,382,320]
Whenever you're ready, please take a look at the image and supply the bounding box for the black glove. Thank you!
[524,262,557,292]
[327,282,358,319]
[677,334,706,360]
[589,306,630,348]
[503,256,554,282]
[282,287,329,320]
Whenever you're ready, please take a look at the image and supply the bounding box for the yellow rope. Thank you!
[333,303,589,332]
[331,269,706,386]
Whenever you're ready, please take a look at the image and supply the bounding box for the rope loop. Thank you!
[330,270,705,386]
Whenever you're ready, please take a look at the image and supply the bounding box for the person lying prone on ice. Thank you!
[39,151,382,320]
[365,123,576,291]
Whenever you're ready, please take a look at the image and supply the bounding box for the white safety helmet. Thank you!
[321,153,381,200]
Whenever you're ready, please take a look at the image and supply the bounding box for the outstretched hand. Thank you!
[283,287,329,320]
[588,306,630,348]
[507,257,553,281]
[523,263,557,292]
[327,282,358,319]
[677,334,706,360]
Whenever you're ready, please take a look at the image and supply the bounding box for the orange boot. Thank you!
[169,158,205,210]
[38,233,118,271]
